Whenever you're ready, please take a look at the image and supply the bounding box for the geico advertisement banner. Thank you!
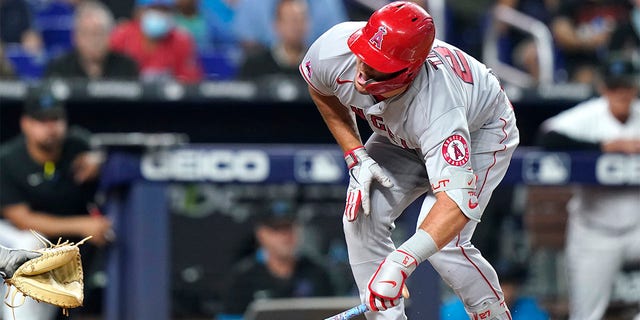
[139,146,348,183]
[124,147,639,185]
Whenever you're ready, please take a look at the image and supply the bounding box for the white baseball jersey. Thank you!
[541,97,640,320]
[541,97,640,229]
[300,22,511,222]
[301,22,520,320]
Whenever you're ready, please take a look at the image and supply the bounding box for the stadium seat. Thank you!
[3,44,47,81]
[34,1,75,53]
[198,48,239,80]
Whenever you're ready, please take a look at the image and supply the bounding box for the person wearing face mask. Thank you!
[109,0,203,83]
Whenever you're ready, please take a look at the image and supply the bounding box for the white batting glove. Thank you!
[343,146,393,221]
[366,249,416,311]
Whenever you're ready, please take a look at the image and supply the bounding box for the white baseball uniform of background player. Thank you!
[299,2,519,319]
[539,58,640,320]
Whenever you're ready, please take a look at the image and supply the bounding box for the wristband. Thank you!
[344,146,366,169]
[397,229,438,264]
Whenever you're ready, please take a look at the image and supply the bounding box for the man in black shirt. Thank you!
[45,0,138,80]
[220,200,336,316]
[237,0,309,81]
[0,86,112,319]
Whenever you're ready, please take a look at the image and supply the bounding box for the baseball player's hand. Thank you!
[601,138,640,154]
[365,249,416,311]
[79,215,113,247]
[343,146,393,221]
[0,245,42,279]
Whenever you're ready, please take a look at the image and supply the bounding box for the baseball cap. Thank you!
[136,0,175,7]
[601,57,639,89]
[23,87,66,121]
[254,200,298,228]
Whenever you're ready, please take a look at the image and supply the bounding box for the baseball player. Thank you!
[538,57,640,320]
[0,245,40,279]
[299,2,519,319]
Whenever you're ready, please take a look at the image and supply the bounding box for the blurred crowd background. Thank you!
[0,0,635,84]
[0,0,638,320]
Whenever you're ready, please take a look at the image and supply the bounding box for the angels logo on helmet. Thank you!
[369,26,387,50]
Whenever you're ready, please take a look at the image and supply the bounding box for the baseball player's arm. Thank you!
[418,192,469,248]
[365,191,468,311]
[307,86,362,152]
[307,86,392,220]
[2,204,112,246]
[539,130,640,154]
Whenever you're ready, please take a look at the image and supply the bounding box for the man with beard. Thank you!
[0,86,112,320]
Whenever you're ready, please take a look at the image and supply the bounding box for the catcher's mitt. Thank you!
[3,231,91,317]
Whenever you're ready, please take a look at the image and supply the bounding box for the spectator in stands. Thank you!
[109,0,203,83]
[220,200,336,317]
[99,0,136,21]
[0,85,113,320]
[45,0,139,80]
[0,0,44,55]
[174,0,211,51]
[231,0,347,54]
[0,44,16,79]
[537,57,640,320]
[551,0,632,84]
[343,0,429,20]
[445,0,494,58]
[497,0,560,84]
[441,260,549,320]
[199,0,239,49]
[608,0,639,60]
[237,0,308,80]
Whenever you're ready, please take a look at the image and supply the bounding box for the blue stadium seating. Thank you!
[198,48,239,80]
[3,44,47,81]
[34,1,74,53]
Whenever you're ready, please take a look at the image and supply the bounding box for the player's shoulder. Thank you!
[0,135,25,161]
[0,136,28,175]
[111,20,137,38]
[547,97,607,125]
[568,97,608,114]
[311,21,364,60]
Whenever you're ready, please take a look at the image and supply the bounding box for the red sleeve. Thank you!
[109,23,128,53]
[173,31,203,83]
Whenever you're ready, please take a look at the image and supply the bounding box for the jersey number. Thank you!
[430,47,474,84]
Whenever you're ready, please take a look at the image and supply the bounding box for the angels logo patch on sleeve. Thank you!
[442,135,469,166]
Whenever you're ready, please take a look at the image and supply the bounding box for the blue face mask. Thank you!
[141,10,173,39]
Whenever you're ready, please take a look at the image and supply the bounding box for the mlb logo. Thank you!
[523,152,571,185]
[294,151,345,183]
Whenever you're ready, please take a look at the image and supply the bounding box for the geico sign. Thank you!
[596,154,640,185]
[141,149,270,182]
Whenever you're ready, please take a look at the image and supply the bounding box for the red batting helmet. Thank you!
[347,1,435,95]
